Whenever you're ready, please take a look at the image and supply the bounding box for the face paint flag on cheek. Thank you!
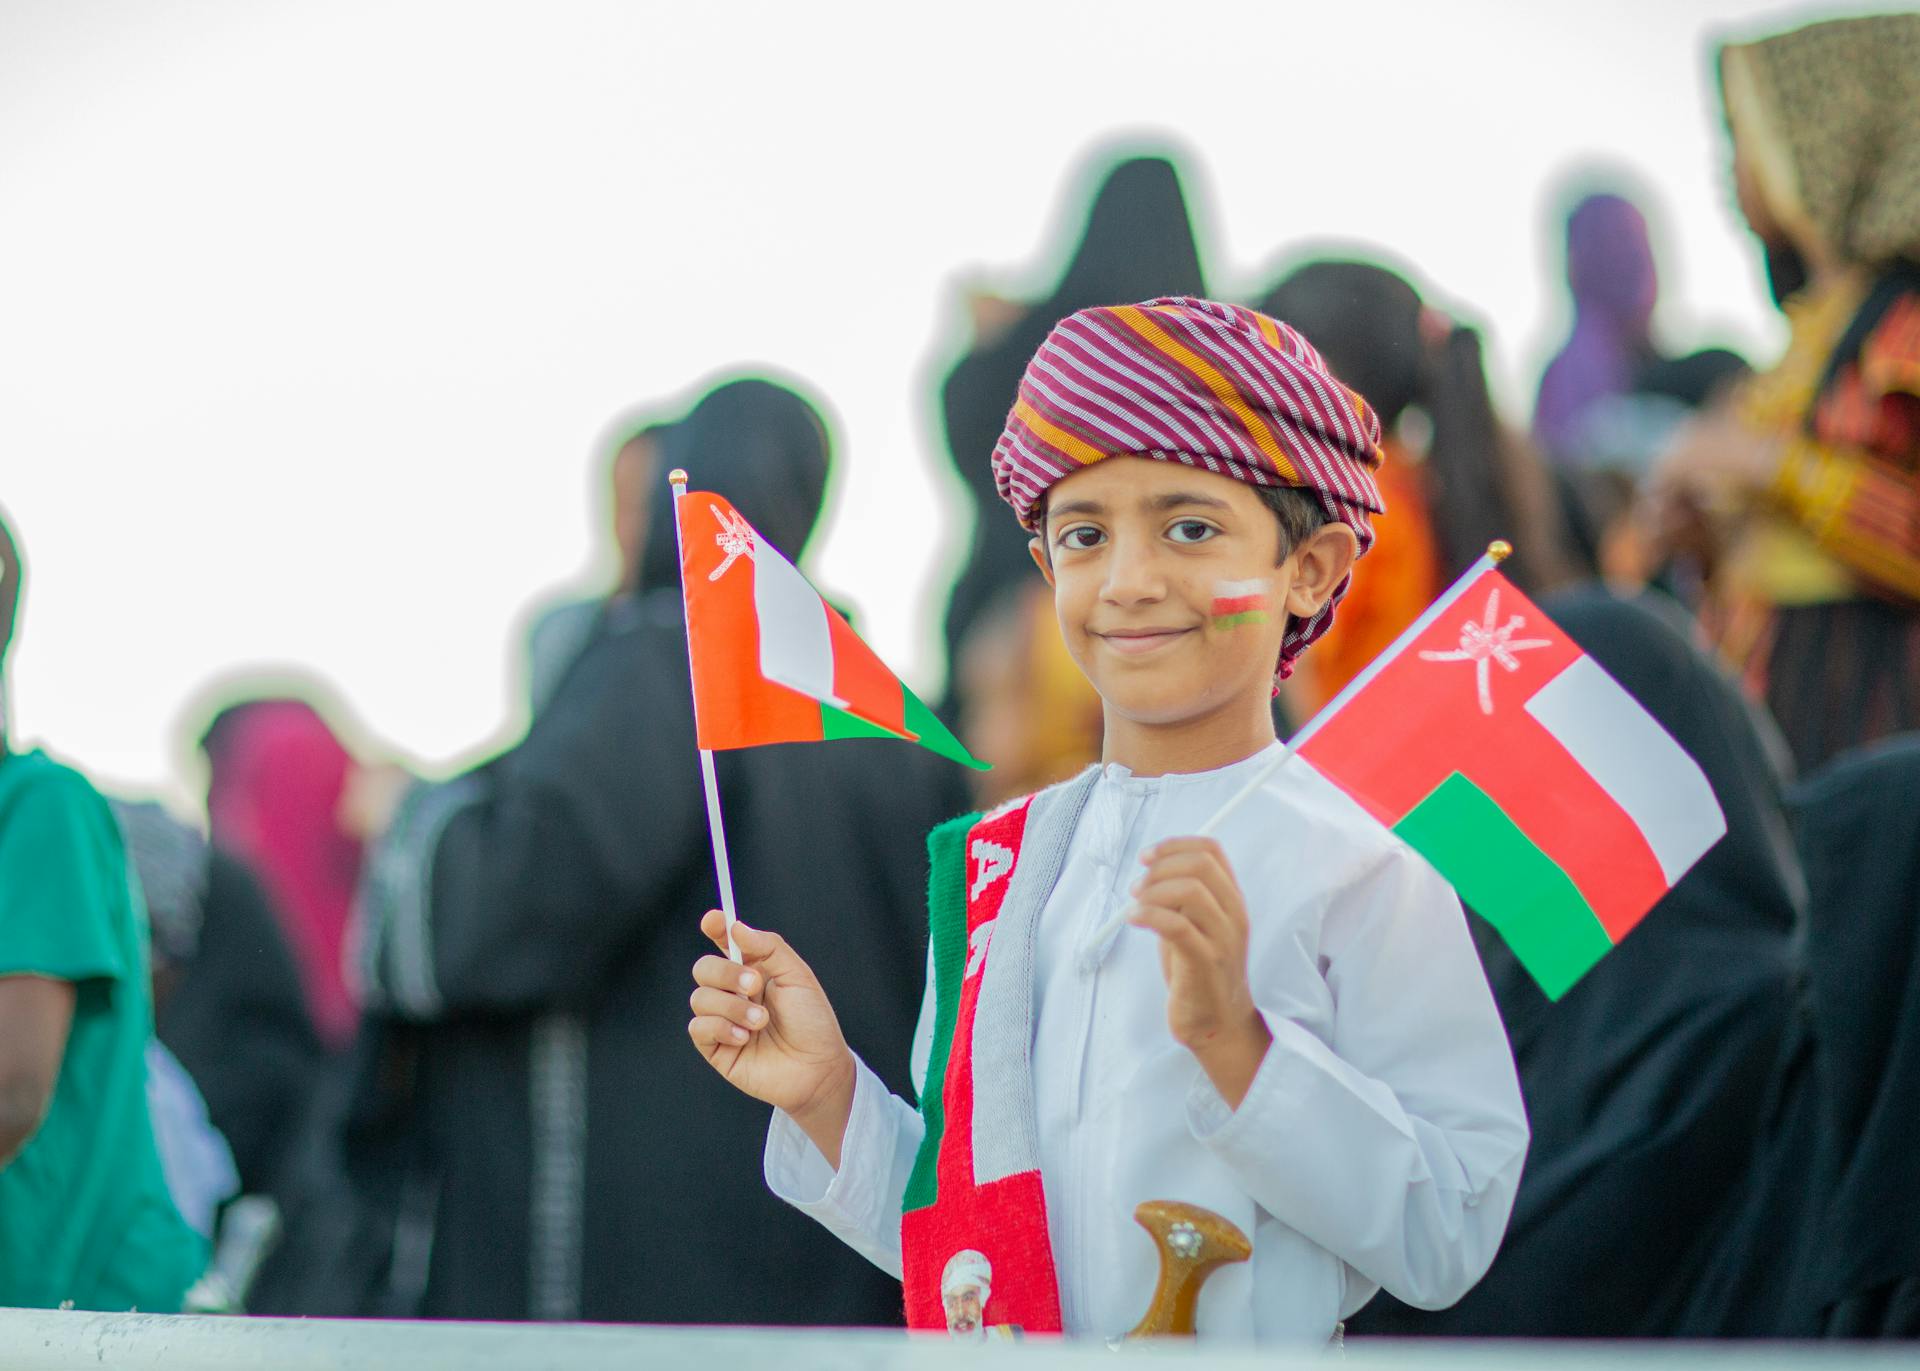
[1210,579,1271,629]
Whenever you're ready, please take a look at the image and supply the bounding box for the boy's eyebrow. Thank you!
[1048,490,1234,522]
[1048,498,1106,520]
[1146,491,1233,512]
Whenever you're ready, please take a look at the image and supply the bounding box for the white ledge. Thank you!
[4,1309,1916,1371]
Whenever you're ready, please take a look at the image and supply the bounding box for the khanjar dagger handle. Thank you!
[1126,1199,1253,1337]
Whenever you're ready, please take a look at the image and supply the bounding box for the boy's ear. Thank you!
[1027,536,1055,587]
[1283,523,1359,618]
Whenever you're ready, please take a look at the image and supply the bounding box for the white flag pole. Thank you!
[669,469,742,963]
[1082,540,1513,959]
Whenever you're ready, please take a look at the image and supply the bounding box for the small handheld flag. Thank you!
[668,472,985,956]
[673,480,983,768]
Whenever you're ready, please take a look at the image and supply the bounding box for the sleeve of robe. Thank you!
[758,945,936,1278]
[1184,842,1530,1312]
[1766,288,1920,604]
[359,607,710,1019]
[1770,438,1920,603]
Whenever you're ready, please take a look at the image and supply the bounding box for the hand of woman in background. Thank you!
[1644,407,1783,562]
[1649,408,1783,514]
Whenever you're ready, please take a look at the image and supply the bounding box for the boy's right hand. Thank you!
[689,910,857,1167]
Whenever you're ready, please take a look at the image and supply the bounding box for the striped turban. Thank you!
[990,295,1386,678]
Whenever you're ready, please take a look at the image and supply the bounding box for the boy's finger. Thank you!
[692,954,763,1000]
[1134,874,1219,914]
[701,911,801,978]
[689,986,769,1029]
[1140,849,1245,921]
[1139,851,1234,897]
[729,919,809,979]
[1133,877,1229,937]
[688,1014,751,1050]
[1128,902,1208,956]
[1141,836,1226,864]
[1142,845,1235,890]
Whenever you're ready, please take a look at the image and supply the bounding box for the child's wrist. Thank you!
[1187,1007,1271,1111]
[789,1050,859,1170]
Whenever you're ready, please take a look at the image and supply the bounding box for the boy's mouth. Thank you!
[1093,626,1193,656]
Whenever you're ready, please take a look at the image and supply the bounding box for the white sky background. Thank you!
[0,0,1840,810]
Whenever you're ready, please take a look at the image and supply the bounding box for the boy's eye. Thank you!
[1057,525,1105,550]
[1167,519,1217,545]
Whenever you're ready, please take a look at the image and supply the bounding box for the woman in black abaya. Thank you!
[1786,737,1920,1335]
[938,154,1207,683]
[1350,588,1805,1337]
[350,376,968,1325]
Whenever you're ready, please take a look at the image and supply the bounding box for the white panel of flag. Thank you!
[750,539,843,708]
[1523,655,1726,885]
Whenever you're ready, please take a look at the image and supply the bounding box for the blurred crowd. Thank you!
[3,9,1919,1340]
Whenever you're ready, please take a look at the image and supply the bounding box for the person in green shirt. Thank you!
[0,510,205,1310]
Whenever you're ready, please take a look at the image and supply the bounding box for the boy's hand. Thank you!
[688,911,858,1167]
[1129,837,1272,1109]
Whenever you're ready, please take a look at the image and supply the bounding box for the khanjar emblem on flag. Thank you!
[1294,554,1726,1000]
[674,486,985,768]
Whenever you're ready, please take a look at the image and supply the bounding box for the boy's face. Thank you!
[1030,458,1347,730]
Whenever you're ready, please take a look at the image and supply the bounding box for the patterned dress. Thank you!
[1712,14,1920,771]
[1720,268,1920,770]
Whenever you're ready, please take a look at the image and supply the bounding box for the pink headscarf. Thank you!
[204,700,364,1048]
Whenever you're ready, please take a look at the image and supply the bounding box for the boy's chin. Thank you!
[1095,678,1238,729]
[1083,643,1276,722]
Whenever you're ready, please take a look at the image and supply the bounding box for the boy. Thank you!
[688,298,1528,1343]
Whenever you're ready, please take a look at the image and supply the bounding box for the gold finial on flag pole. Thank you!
[1488,539,1513,564]
[669,468,688,487]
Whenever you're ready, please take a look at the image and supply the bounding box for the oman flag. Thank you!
[1295,554,1725,1000]
[674,485,984,769]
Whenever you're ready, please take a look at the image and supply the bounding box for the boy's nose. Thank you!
[1101,539,1168,605]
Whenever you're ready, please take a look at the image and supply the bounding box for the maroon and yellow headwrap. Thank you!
[990,296,1386,678]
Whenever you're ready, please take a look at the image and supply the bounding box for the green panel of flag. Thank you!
[1393,772,1613,1001]
[822,687,988,770]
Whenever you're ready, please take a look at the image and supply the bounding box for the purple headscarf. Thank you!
[1533,194,1659,463]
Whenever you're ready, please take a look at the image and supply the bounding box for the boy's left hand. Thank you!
[1129,837,1272,1108]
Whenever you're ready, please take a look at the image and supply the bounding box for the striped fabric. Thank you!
[990,296,1387,677]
